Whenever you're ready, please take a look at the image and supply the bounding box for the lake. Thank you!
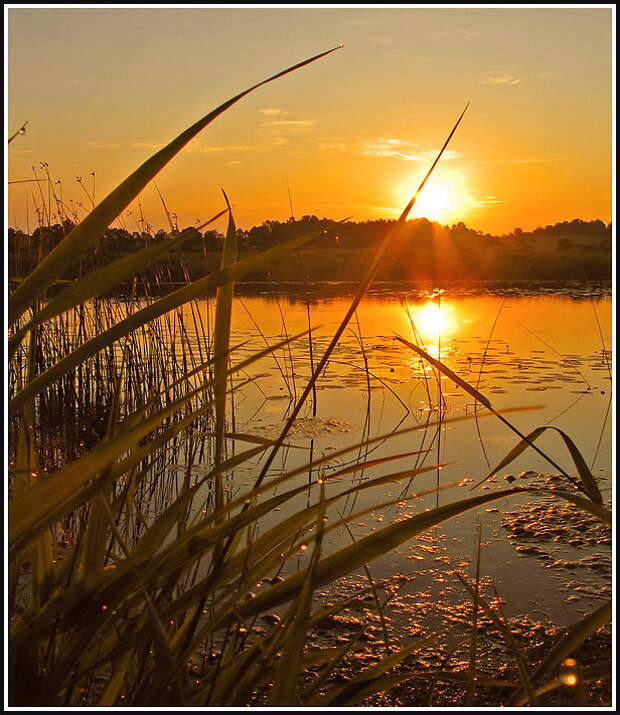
[164,283,612,631]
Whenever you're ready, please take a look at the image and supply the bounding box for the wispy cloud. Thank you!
[87,140,164,150]
[200,144,252,153]
[418,149,463,162]
[318,141,348,152]
[464,195,504,208]
[483,75,521,85]
[258,108,289,116]
[85,141,123,150]
[362,138,420,160]
[85,140,252,154]
[262,119,316,128]
[131,142,165,149]
[361,137,463,161]
[265,136,288,147]
[308,197,399,214]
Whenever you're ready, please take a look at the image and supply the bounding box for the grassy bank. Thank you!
[176,243,611,284]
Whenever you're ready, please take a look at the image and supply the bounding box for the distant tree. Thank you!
[203,230,222,251]
[558,237,573,250]
[179,226,203,252]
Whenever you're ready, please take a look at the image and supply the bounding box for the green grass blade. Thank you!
[395,337,601,501]
[215,464,443,587]
[539,489,610,524]
[228,484,605,627]
[300,640,359,701]
[550,428,603,502]
[466,523,482,706]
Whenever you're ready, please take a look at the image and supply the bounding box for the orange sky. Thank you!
[7,7,613,234]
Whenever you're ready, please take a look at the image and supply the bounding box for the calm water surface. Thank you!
[179,287,612,628]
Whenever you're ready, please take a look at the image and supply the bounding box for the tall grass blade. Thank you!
[9,381,216,554]
[472,426,602,503]
[457,574,538,706]
[395,335,491,408]
[268,483,326,706]
[395,337,601,501]
[233,487,552,622]
[509,600,611,706]
[466,521,482,705]
[316,634,439,706]
[213,196,238,511]
[8,208,229,360]
[251,105,469,492]
[10,229,325,415]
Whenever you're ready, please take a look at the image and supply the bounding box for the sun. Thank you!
[414,184,455,222]
[396,170,469,224]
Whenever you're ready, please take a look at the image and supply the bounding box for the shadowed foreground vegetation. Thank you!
[8,49,611,707]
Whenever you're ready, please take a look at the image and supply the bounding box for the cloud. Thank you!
[362,138,421,160]
[464,195,504,208]
[483,75,521,85]
[130,142,165,149]
[86,140,256,154]
[86,140,164,150]
[418,149,463,162]
[317,140,348,152]
[258,108,289,116]
[265,136,288,147]
[361,138,463,161]
[199,145,252,153]
[262,120,316,128]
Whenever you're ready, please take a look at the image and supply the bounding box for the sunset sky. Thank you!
[7,6,613,234]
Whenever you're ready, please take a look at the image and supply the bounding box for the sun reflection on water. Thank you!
[407,300,458,353]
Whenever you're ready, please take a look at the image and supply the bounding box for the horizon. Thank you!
[7,7,613,234]
[6,209,612,239]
